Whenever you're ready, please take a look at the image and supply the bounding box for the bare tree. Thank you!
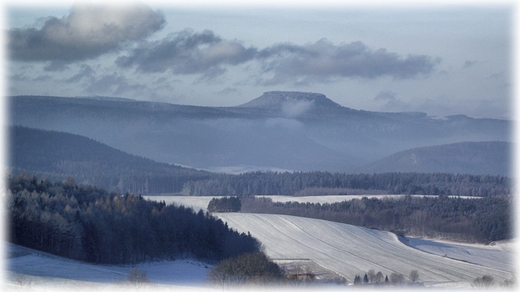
[375,271,384,283]
[409,270,419,283]
[128,268,150,290]
[390,272,404,285]
[367,269,376,283]
[472,275,495,288]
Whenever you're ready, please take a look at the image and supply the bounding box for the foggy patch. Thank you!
[281,100,314,118]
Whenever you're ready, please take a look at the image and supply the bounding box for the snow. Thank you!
[402,237,516,272]
[215,213,515,288]
[144,195,216,212]
[4,243,214,291]
[5,195,515,290]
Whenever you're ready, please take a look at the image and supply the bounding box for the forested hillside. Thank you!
[9,125,212,194]
[7,174,261,264]
[357,141,511,176]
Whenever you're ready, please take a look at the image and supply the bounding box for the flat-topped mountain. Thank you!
[9,92,511,173]
[239,91,343,109]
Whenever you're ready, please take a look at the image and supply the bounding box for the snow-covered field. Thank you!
[215,213,515,288]
[4,243,214,291]
[5,195,515,290]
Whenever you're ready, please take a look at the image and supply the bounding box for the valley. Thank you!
[5,92,514,289]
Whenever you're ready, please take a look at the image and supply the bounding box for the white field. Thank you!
[216,213,516,288]
[5,195,515,290]
[4,243,215,292]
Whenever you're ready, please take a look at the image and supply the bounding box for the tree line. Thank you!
[240,194,511,243]
[181,171,511,197]
[7,174,261,264]
[207,197,242,212]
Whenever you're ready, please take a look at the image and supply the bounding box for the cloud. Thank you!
[257,39,440,85]
[281,100,314,118]
[65,64,95,83]
[265,118,303,130]
[8,4,165,63]
[116,29,257,75]
[374,90,398,101]
[117,30,438,84]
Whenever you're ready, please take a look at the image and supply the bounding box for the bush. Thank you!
[472,275,495,288]
[208,252,283,287]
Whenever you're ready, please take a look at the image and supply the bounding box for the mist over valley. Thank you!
[9,91,511,175]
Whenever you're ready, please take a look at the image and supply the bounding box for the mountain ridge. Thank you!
[238,91,343,109]
[8,92,511,173]
[357,141,511,176]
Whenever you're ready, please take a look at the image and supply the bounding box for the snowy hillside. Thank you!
[4,243,214,291]
[6,196,515,290]
[216,213,515,288]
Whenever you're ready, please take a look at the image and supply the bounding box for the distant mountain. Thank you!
[8,126,211,193]
[9,92,511,173]
[239,91,343,110]
[357,141,512,176]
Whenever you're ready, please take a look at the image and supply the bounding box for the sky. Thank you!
[2,0,516,119]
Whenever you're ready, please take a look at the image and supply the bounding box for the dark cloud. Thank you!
[10,73,29,82]
[43,61,70,72]
[216,87,239,96]
[118,30,438,84]
[66,64,95,83]
[32,75,52,82]
[257,39,440,85]
[116,29,257,74]
[9,4,165,63]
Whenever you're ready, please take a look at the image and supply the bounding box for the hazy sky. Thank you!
[4,1,515,119]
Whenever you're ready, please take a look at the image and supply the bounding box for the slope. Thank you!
[6,212,514,289]
[216,213,514,287]
[5,243,213,290]
[8,125,211,193]
[357,141,512,176]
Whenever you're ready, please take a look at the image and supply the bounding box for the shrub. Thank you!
[208,252,283,287]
